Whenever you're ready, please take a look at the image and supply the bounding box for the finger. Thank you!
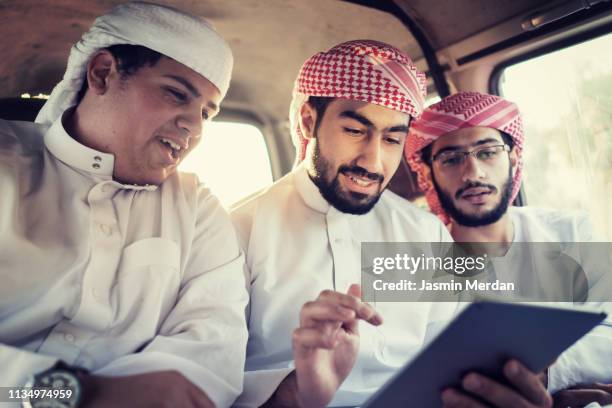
[583,383,612,393]
[553,389,581,407]
[299,300,356,327]
[347,283,361,298]
[169,373,207,408]
[537,371,548,388]
[554,389,612,407]
[188,387,215,408]
[462,373,532,408]
[504,360,552,406]
[363,301,382,324]
[566,382,601,390]
[344,285,363,333]
[299,318,340,344]
[441,388,488,408]
[343,314,359,334]
[317,289,383,325]
[292,327,339,350]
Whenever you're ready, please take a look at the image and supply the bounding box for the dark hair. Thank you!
[420,129,514,165]
[500,131,514,149]
[420,143,434,166]
[76,44,164,103]
[307,96,334,134]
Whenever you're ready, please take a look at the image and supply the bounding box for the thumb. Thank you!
[347,283,361,299]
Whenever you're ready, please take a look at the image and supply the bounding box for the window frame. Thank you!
[487,22,612,206]
[489,21,612,96]
[213,107,280,178]
[185,108,276,206]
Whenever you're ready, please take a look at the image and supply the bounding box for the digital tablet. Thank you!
[362,301,606,408]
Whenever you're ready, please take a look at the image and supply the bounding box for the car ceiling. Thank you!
[0,0,563,123]
[395,0,554,49]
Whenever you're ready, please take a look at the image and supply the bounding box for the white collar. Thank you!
[44,112,115,177]
[43,109,156,191]
[293,162,331,214]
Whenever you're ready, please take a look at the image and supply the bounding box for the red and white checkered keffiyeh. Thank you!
[290,40,427,162]
[405,91,525,225]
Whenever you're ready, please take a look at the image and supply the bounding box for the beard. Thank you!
[433,166,514,227]
[309,140,384,215]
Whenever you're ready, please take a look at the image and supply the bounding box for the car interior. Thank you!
[1,0,611,232]
[1,2,612,406]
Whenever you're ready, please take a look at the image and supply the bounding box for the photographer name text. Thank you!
[372,279,515,292]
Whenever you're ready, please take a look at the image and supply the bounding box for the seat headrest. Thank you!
[0,98,46,122]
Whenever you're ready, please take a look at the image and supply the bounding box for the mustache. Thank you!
[455,181,497,199]
[339,165,384,183]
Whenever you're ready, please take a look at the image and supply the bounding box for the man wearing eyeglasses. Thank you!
[406,91,612,408]
[405,91,524,243]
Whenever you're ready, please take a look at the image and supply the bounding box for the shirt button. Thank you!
[334,238,343,244]
[99,224,113,236]
[64,333,75,343]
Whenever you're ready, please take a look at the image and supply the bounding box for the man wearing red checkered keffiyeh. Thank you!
[232,40,461,408]
[405,92,612,408]
[286,39,427,215]
[405,91,524,242]
[290,39,426,164]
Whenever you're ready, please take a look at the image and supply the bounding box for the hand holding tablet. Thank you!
[362,302,606,408]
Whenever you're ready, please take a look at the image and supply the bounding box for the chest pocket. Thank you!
[110,238,181,334]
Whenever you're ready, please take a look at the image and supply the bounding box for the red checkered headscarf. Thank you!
[290,40,427,162]
[405,92,525,225]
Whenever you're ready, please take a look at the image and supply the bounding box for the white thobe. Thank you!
[506,207,612,393]
[230,163,457,407]
[0,116,249,407]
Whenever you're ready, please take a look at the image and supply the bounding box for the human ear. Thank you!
[298,102,317,140]
[85,50,119,95]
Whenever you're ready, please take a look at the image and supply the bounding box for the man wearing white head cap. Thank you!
[0,2,247,407]
[230,40,458,407]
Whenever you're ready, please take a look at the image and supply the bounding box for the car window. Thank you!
[179,121,273,208]
[498,33,612,240]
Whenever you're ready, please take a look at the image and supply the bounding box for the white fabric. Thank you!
[511,206,597,243]
[478,207,606,301]
[506,207,612,395]
[0,116,248,408]
[36,1,233,125]
[230,163,458,407]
